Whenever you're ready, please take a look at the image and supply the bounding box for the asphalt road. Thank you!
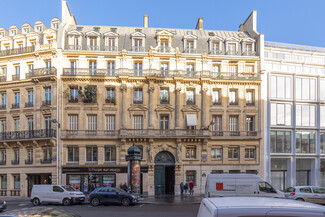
[1,199,200,217]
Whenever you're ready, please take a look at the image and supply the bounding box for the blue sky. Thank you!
[0,0,324,47]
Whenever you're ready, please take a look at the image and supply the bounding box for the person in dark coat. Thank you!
[184,183,189,196]
[180,182,184,196]
[123,183,128,192]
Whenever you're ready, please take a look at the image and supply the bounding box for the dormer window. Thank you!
[209,37,223,55]
[11,30,16,36]
[36,26,42,32]
[242,42,255,56]
[93,27,100,32]
[186,40,194,53]
[225,37,240,56]
[52,23,58,29]
[160,40,168,53]
[134,39,143,52]
[104,31,119,52]
[85,30,100,51]
[131,31,146,52]
[67,30,83,50]
[183,34,198,53]
[110,28,117,33]
[24,28,30,34]
[227,43,236,55]
[89,37,98,51]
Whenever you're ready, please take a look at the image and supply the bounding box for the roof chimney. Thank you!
[144,15,149,28]
[195,17,203,30]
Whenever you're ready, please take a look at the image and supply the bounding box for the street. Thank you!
[1,198,201,217]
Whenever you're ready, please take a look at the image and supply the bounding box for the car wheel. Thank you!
[296,198,305,202]
[121,198,131,207]
[91,198,100,206]
[32,198,40,206]
[63,198,71,206]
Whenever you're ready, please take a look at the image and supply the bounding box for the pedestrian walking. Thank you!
[180,182,184,196]
[123,183,129,192]
[189,181,194,196]
[184,183,189,196]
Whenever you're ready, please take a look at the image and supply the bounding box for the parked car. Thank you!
[89,187,138,206]
[284,186,325,204]
[205,174,284,198]
[0,200,6,211]
[197,197,325,217]
[31,185,85,206]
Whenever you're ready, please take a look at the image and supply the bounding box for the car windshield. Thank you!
[62,185,77,192]
[284,187,295,192]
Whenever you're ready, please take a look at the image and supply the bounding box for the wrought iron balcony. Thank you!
[68,45,82,50]
[12,103,20,109]
[62,68,261,80]
[186,99,195,105]
[226,50,239,56]
[0,129,56,141]
[68,97,78,103]
[184,48,197,53]
[210,131,260,139]
[12,74,20,81]
[132,46,145,52]
[210,49,223,55]
[26,67,56,78]
[25,102,34,108]
[25,159,33,164]
[158,47,170,53]
[87,46,99,51]
[0,76,6,82]
[0,104,6,110]
[0,46,35,57]
[42,100,51,106]
[11,160,19,165]
[104,46,118,51]
[242,50,256,56]
[105,98,116,104]
[160,98,169,104]
[133,99,143,104]
[41,159,52,164]
[0,160,5,165]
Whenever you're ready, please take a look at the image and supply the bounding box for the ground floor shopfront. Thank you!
[269,157,325,190]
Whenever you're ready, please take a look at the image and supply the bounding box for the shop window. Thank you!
[186,171,196,185]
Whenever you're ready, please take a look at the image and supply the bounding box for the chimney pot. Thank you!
[196,17,203,30]
[144,15,149,28]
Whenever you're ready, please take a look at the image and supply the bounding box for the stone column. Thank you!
[148,85,155,129]
[120,85,127,129]
[200,88,207,129]
[174,87,181,129]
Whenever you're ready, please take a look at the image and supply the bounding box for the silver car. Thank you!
[284,186,325,204]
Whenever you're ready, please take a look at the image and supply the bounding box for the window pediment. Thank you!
[156,30,173,38]
[26,32,39,38]
[241,38,255,43]
[183,34,198,40]
[131,32,146,38]
[104,32,119,37]
[128,104,148,112]
[67,30,83,36]
[86,30,101,37]
[181,105,200,113]
[155,105,174,113]
[0,36,12,42]
[13,34,25,40]
[209,36,223,42]
[225,36,240,42]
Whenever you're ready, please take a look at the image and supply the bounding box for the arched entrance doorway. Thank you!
[154,151,175,195]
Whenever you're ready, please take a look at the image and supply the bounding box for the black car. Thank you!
[0,200,6,212]
[89,187,138,207]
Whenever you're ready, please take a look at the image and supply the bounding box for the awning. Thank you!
[186,114,197,126]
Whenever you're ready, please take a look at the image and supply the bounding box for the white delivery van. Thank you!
[197,197,325,217]
[205,174,284,198]
[31,185,85,206]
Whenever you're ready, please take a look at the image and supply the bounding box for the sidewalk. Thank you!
[139,195,204,205]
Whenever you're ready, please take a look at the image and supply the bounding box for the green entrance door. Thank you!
[154,151,175,196]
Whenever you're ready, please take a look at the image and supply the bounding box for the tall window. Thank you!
[134,39,143,51]
[0,175,7,189]
[160,40,168,53]
[211,42,220,54]
[86,146,98,162]
[15,66,20,76]
[42,147,52,162]
[270,75,292,99]
[0,150,5,164]
[212,115,222,132]
[296,132,316,153]
[134,62,142,76]
[106,87,116,103]
[45,61,52,74]
[228,65,237,74]
[26,148,33,163]
[70,87,78,102]
[107,38,116,51]
[227,43,236,55]
[133,115,143,129]
[186,171,196,185]
[14,118,20,132]
[13,175,20,189]
[88,115,97,131]
[0,120,6,134]
[1,67,7,77]
[211,148,222,160]
[89,37,97,50]
[14,92,20,107]
[271,103,292,126]
[27,90,34,106]
[161,63,168,76]
[270,131,291,153]
[296,104,316,127]
[27,117,33,131]
[67,146,79,162]
[229,115,239,135]
[186,89,195,105]
[44,116,51,130]
[245,148,256,159]
[107,62,115,76]
[229,89,238,105]
[321,106,325,128]
[186,64,195,77]
[69,115,79,131]
[186,40,194,53]
[228,147,239,159]
[89,61,97,75]
[45,87,51,105]
[246,90,255,105]
[160,88,169,104]
[104,146,116,162]
[212,89,221,105]
[321,133,325,154]
[1,93,6,109]
[106,115,115,131]
[13,148,19,163]
[70,61,76,75]
[186,146,196,159]
[160,115,169,130]
[296,77,316,101]
[245,65,254,73]
[134,88,143,104]
[211,64,220,78]
[246,116,255,132]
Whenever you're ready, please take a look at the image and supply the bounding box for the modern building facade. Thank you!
[0,1,265,197]
[264,42,325,190]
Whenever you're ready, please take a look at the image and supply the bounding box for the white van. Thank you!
[31,185,85,206]
[205,174,284,198]
[197,197,325,217]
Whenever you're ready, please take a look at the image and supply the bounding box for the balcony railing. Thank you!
[184,48,197,53]
[12,74,20,81]
[62,68,261,80]
[12,103,20,109]
[25,102,34,108]
[105,98,116,104]
[10,190,20,196]
[25,159,33,164]
[0,160,6,165]
[104,46,118,51]
[26,67,56,78]
[0,129,56,141]
[210,50,223,55]
[158,47,170,53]
[11,160,19,165]
[41,159,52,164]
[133,99,143,104]
[0,104,6,110]
[242,50,256,56]
[211,131,260,138]
[68,45,82,50]
[87,46,99,51]
[68,97,78,103]
[0,46,35,57]
[0,76,6,82]
[42,100,51,106]
[132,46,145,52]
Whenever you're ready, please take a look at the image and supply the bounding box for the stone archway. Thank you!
[154,151,175,195]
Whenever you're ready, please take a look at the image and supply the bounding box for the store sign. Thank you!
[62,166,148,174]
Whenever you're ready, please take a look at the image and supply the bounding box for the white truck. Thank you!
[205,174,284,198]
